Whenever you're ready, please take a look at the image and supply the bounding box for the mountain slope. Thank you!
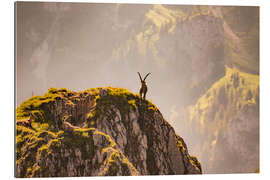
[179,67,259,173]
[16,87,201,177]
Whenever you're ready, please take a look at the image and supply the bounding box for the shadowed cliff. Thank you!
[16,87,201,177]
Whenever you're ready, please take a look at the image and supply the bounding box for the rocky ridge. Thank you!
[16,87,201,177]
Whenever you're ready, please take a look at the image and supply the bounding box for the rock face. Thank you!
[16,87,201,177]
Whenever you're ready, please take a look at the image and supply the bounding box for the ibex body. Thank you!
[138,72,151,100]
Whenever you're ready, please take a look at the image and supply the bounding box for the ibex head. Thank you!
[137,72,151,84]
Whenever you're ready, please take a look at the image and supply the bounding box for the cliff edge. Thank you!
[16,87,201,177]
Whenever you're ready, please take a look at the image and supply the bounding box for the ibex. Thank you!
[137,72,151,100]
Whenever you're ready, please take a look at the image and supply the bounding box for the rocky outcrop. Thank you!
[16,87,201,177]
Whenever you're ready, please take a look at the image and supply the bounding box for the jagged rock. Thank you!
[16,87,201,177]
[100,88,108,97]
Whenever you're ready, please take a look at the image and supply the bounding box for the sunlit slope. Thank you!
[184,67,259,173]
[189,67,259,130]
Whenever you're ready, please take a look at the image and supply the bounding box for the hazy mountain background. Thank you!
[16,2,259,173]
